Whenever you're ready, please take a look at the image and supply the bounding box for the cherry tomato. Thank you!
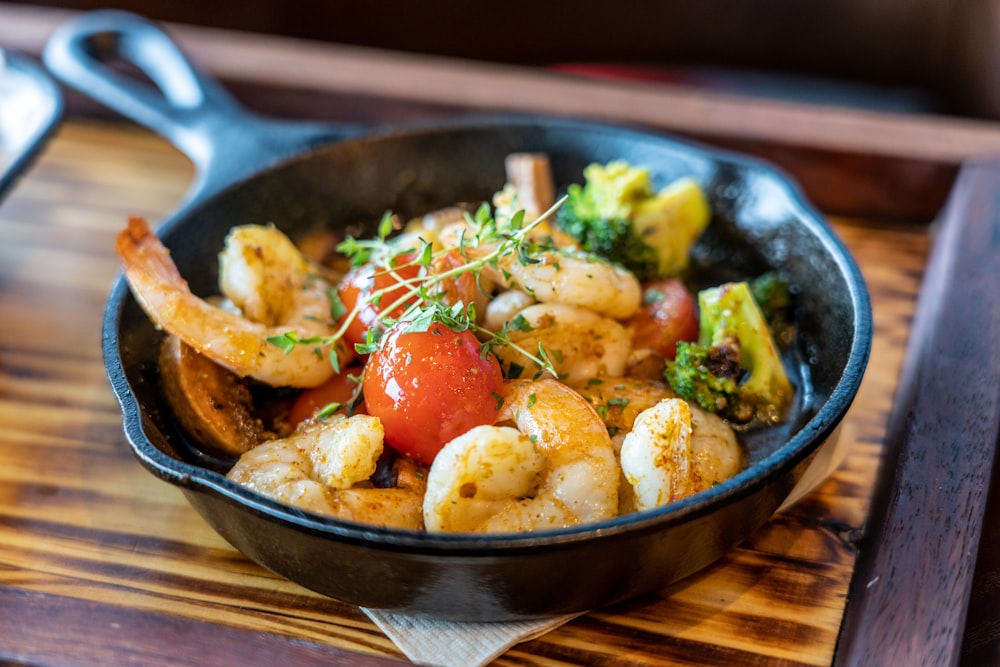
[337,256,421,348]
[363,322,504,464]
[288,365,365,427]
[630,279,699,360]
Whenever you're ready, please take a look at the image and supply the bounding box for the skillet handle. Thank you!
[42,10,353,204]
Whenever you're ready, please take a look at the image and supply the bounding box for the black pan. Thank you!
[0,50,63,201]
[43,10,872,621]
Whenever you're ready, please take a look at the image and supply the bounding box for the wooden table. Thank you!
[1,5,999,666]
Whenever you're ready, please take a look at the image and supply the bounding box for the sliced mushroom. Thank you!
[158,334,263,458]
[504,153,556,219]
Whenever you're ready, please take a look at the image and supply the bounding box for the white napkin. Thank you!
[362,607,582,667]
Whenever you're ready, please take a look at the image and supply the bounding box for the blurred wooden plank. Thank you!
[3,2,999,219]
[962,458,1000,665]
[2,3,994,162]
[0,585,408,667]
[835,160,1000,665]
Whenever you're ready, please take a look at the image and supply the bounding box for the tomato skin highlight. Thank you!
[363,322,504,465]
[630,279,699,360]
[288,366,364,427]
[337,257,422,348]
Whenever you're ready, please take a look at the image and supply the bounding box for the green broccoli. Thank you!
[556,199,661,281]
[664,280,794,424]
[749,271,796,348]
[555,161,710,281]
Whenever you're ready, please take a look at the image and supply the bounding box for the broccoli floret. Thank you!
[555,161,710,281]
[556,198,661,281]
[749,271,796,348]
[665,280,794,424]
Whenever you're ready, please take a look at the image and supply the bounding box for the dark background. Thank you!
[11,0,1000,120]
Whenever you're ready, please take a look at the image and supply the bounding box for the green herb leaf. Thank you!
[377,211,395,239]
[507,313,533,332]
[315,402,342,420]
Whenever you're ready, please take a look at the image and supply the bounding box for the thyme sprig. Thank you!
[268,196,568,379]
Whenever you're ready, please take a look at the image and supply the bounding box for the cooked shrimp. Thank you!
[422,425,547,532]
[571,378,687,513]
[481,288,534,332]
[571,378,743,512]
[116,216,351,388]
[218,224,315,327]
[423,378,619,532]
[619,398,694,510]
[433,219,637,321]
[492,303,632,383]
[227,414,424,529]
[570,378,679,433]
[498,249,641,320]
[618,397,744,512]
[391,206,469,253]
[686,403,745,490]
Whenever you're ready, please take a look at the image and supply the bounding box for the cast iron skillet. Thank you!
[43,10,872,621]
[0,50,63,201]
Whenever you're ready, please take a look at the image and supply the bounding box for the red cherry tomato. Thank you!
[337,256,421,348]
[630,279,699,360]
[288,365,364,427]
[363,322,504,464]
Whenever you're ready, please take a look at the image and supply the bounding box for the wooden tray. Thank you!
[1,5,999,665]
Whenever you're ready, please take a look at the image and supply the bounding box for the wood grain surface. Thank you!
[837,160,1000,666]
[0,119,930,666]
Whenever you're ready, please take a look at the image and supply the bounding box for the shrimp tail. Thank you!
[116,216,345,388]
[116,215,190,317]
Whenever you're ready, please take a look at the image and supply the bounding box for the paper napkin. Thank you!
[362,607,582,667]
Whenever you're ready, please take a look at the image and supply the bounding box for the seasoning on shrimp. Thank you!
[422,378,619,532]
[495,248,642,320]
[491,302,632,382]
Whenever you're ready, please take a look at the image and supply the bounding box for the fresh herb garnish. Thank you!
[270,196,569,378]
